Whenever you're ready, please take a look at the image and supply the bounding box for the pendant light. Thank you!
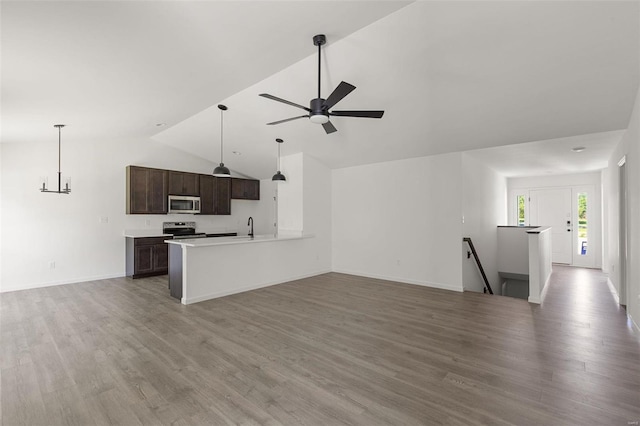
[213,104,231,177]
[272,138,286,181]
[40,124,71,194]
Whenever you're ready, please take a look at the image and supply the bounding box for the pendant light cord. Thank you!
[58,125,61,174]
[277,142,281,170]
[220,108,224,164]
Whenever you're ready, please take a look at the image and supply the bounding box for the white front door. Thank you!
[530,188,572,264]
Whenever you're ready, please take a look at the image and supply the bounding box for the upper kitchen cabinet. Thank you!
[126,166,168,214]
[231,178,260,200]
[199,175,231,215]
[168,171,200,196]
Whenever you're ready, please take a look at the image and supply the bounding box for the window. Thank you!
[517,195,526,226]
[578,192,587,255]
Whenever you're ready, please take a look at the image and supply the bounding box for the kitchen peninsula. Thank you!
[166,233,316,304]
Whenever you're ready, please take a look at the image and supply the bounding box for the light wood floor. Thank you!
[2,267,639,425]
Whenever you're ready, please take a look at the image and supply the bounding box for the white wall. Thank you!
[461,153,507,294]
[302,154,332,270]
[272,152,331,273]
[277,153,304,233]
[332,152,464,292]
[0,135,271,292]
[605,86,640,327]
[0,145,3,286]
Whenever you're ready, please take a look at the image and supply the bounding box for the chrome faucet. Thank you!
[247,216,254,238]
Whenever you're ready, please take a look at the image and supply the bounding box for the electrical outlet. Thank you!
[49,261,56,269]
[145,219,151,226]
[396,259,401,266]
[99,216,108,224]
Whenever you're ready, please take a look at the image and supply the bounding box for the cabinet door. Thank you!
[154,243,169,271]
[169,171,200,196]
[128,166,149,214]
[214,178,231,215]
[231,178,260,200]
[148,169,168,213]
[183,173,200,196]
[127,166,168,214]
[134,245,154,274]
[199,175,215,214]
[168,171,184,195]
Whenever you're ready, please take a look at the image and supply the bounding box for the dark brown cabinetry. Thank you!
[126,237,169,278]
[168,171,200,196]
[231,178,260,200]
[126,166,253,215]
[200,175,231,215]
[126,166,168,214]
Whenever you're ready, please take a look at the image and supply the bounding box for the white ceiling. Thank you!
[1,1,409,143]
[464,130,624,177]
[2,1,639,180]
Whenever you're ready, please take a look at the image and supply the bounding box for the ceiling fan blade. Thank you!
[259,93,311,112]
[266,115,309,125]
[330,110,385,119]
[322,121,337,134]
[323,81,356,110]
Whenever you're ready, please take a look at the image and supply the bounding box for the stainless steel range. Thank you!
[162,221,207,239]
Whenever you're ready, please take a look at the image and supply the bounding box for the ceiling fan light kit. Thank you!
[259,34,384,134]
[213,104,231,177]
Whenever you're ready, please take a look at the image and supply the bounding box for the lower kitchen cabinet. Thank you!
[126,237,168,278]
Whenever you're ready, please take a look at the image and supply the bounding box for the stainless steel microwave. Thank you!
[168,195,201,214]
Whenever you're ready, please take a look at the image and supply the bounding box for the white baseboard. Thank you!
[183,269,332,305]
[331,268,463,293]
[0,273,125,293]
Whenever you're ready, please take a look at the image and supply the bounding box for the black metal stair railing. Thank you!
[463,237,494,295]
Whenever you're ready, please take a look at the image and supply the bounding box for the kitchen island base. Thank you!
[167,234,326,305]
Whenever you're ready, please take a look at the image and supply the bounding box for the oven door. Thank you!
[168,196,201,214]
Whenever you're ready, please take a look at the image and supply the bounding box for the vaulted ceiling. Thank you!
[2,1,639,179]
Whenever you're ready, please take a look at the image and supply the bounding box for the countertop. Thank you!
[165,233,313,248]
[124,228,238,238]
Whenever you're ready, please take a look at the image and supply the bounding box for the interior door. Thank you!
[529,188,572,264]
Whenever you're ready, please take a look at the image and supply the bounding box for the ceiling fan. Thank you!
[259,34,384,134]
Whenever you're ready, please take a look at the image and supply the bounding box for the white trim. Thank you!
[331,268,464,293]
[182,269,331,304]
[0,273,125,293]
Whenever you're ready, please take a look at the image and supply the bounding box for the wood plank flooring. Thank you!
[1,267,639,425]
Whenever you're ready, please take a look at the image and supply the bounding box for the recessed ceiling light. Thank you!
[232,151,242,155]
[155,123,166,127]
[571,146,586,153]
